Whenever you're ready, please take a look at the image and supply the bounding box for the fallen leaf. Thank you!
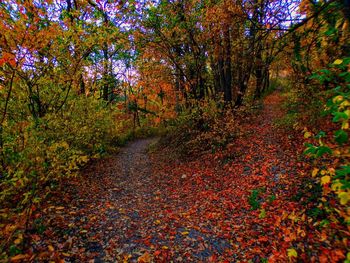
[287,248,298,258]
[138,252,151,263]
[48,245,55,252]
[10,254,30,262]
[321,176,331,185]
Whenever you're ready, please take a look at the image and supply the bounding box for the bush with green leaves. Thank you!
[304,57,350,229]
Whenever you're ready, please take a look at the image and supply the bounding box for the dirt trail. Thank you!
[38,138,161,262]
[35,93,306,262]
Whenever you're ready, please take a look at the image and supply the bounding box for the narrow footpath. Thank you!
[34,93,310,262]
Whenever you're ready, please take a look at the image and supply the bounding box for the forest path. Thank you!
[35,92,306,262]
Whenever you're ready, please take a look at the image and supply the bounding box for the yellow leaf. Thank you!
[288,211,298,222]
[119,208,126,213]
[312,168,319,177]
[334,150,341,156]
[287,248,298,258]
[333,95,344,103]
[162,246,168,250]
[345,110,350,117]
[342,122,349,130]
[321,175,331,185]
[123,254,132,263]
[181,231,189,236]
[48,245,54,252]
[154,220,161,225]
[14,238,21,245]
[333,59,343,65]
[338,192,350,205]
[331,181,343,191]
[80,155,89,163]
[340,100,350,109]
[304,131,312,138]
[259,208,266,219]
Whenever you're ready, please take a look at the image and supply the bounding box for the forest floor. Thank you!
[26,92,317,262]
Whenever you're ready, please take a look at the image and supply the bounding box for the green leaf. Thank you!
[339,72,350,83]
[332,112,348,122]
[320,219,330,227]
[343,57,350,65]
[319,69,331,75]
[304,145,317,155]
[339,179,350,189]
[316,146,332,157]
[345,252,350,263]
[334,129,348,144]
[335,166,350,179]
[309,73,322,81]
[325,27,337,36]
[315,131,326,138]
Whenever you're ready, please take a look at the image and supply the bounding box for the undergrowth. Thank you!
[160,99,241,157]
[0,96,164,260]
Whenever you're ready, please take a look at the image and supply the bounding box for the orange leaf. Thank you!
[10,254,30,262]
[331,249,345,261]
[137,252,151,263]
[48,245,54,252]
[258,236,268,242]
[319,253,328,263]
[208,255,217,262]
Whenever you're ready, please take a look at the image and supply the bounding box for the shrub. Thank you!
[161,99,240,156]
[0,96,121,209]
[0,94,128,259]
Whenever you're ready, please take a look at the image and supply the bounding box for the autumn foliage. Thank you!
[0,0,350,262]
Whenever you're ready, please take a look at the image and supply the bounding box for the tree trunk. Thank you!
[102,44,109,101]
[223,27,232,103]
